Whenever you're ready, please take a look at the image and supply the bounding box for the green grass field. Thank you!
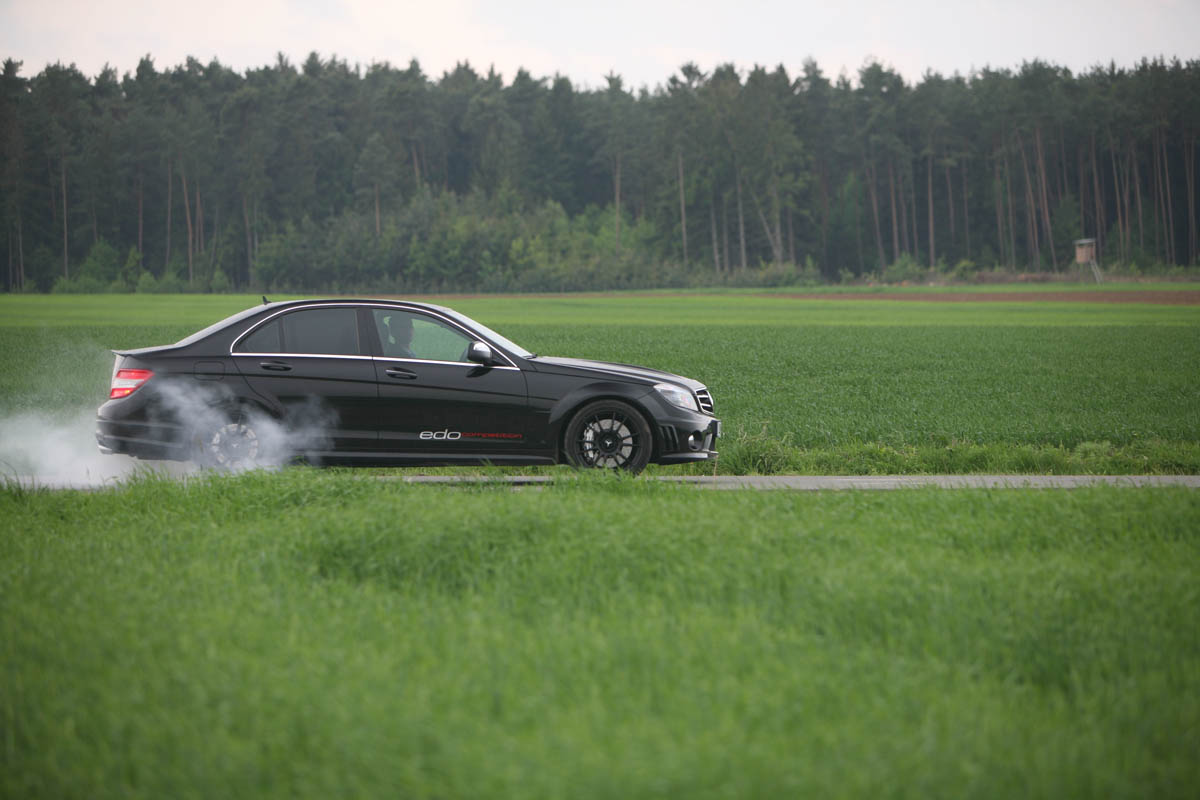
[2,288,1199,797]
[1,288,1197,474]
[2,472,1199,798]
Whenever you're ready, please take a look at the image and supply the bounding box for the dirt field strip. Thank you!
[767,290,1200,304]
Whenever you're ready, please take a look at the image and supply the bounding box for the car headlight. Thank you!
[654,382,699,412]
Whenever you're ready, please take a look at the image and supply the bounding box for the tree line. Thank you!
[1,53,1198,293]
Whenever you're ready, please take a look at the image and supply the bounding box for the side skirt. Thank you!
[303,451,559,468]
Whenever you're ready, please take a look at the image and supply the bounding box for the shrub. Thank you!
[50,275,107,294]
[880,253,930,284]
[77,239,121,283]
[210,269,232,293]
[156,273,186,293]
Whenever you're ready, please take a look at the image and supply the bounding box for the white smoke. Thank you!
[152,381,334,472]
[1,383,336,490]
[0,409,188,489]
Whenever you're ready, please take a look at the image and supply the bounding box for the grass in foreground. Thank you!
[2,471,1198,798]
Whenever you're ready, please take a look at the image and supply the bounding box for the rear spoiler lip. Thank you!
[111,344,184,358]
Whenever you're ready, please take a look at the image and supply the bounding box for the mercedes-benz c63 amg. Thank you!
[96,299,719,473]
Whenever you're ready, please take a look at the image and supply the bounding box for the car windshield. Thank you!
[433,306,534,359]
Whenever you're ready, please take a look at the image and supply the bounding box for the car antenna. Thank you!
[262,295,269,305]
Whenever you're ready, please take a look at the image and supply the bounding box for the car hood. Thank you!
[530,356,704,390]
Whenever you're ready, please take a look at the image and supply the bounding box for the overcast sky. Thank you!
[2,0,1197,89]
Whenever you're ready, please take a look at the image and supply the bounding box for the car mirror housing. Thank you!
[467,341,495,366]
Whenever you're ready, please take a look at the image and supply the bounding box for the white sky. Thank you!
[1,0,1197,89]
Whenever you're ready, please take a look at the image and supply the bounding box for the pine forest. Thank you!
[1,54,1198,293]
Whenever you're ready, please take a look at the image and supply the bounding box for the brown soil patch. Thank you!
[768,290,1200,305]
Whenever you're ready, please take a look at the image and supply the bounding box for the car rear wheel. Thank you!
[191,410,265,470]
[563,400,652,474]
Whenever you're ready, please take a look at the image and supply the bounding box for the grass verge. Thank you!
[697,433,1200,476]
[2,471,1198,798]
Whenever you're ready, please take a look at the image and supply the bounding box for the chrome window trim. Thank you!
[230,303,363,358]
[232,352,374,361]
[374,356,520,371]
[229,301,521,369]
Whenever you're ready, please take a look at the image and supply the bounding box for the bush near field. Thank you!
[35,234,1200,295]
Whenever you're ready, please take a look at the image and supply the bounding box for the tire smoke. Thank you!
[2,382,335,489]
[154,381,334,471]
[0,409,189,489]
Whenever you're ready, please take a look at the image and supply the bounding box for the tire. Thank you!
[190,409,266,470]
[563,400,653,474]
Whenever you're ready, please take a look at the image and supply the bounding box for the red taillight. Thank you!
[110,368,154,399]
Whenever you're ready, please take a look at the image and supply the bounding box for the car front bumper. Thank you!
[645,393,721,464]
[656,418,720,464]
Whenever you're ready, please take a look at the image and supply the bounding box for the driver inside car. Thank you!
[382,313,416,358]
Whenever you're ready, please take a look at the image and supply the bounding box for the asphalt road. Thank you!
[392,475,1200,490]
[13,473,1200,491]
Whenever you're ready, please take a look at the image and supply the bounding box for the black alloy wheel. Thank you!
[564,400,652,474]
[191,410,265,470]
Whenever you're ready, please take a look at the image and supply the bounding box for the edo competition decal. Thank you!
[419,430,523,440]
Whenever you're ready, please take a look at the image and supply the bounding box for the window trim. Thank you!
[230,302,521,369]
[231,304,362,357]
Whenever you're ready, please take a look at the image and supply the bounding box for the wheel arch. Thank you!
[140,375,280,448]
[186,395,288,469]
[551,387,659,463]
[219,396,281,422]
[179,389,281,430]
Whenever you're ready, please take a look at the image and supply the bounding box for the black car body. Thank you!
[96,299,719,472]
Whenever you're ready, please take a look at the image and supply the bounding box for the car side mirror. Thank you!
[467,341,495,366]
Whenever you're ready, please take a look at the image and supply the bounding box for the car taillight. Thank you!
[110,368,154,399]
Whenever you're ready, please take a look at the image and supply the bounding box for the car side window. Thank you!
[237,308,361,355]
[280,308,361,355]
[372,309,472,362]
[236,319,281,353]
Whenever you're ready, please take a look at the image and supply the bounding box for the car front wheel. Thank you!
[563,400,653,474]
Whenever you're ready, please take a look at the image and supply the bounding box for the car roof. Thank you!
[173,298,455,349]
[261,298,450,312]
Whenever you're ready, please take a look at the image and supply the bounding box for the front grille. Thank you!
[695,388,714,415]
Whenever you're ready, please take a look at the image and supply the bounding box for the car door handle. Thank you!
[385,367,417,380]
[259,361,292,372]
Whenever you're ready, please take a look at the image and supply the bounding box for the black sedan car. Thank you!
[96,299,719,473]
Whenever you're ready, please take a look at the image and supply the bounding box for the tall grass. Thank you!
[1,293,1197,474]
[2,472,1198,798]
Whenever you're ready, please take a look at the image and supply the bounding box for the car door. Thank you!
[368,307,532,457]
[232,305,378,453]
